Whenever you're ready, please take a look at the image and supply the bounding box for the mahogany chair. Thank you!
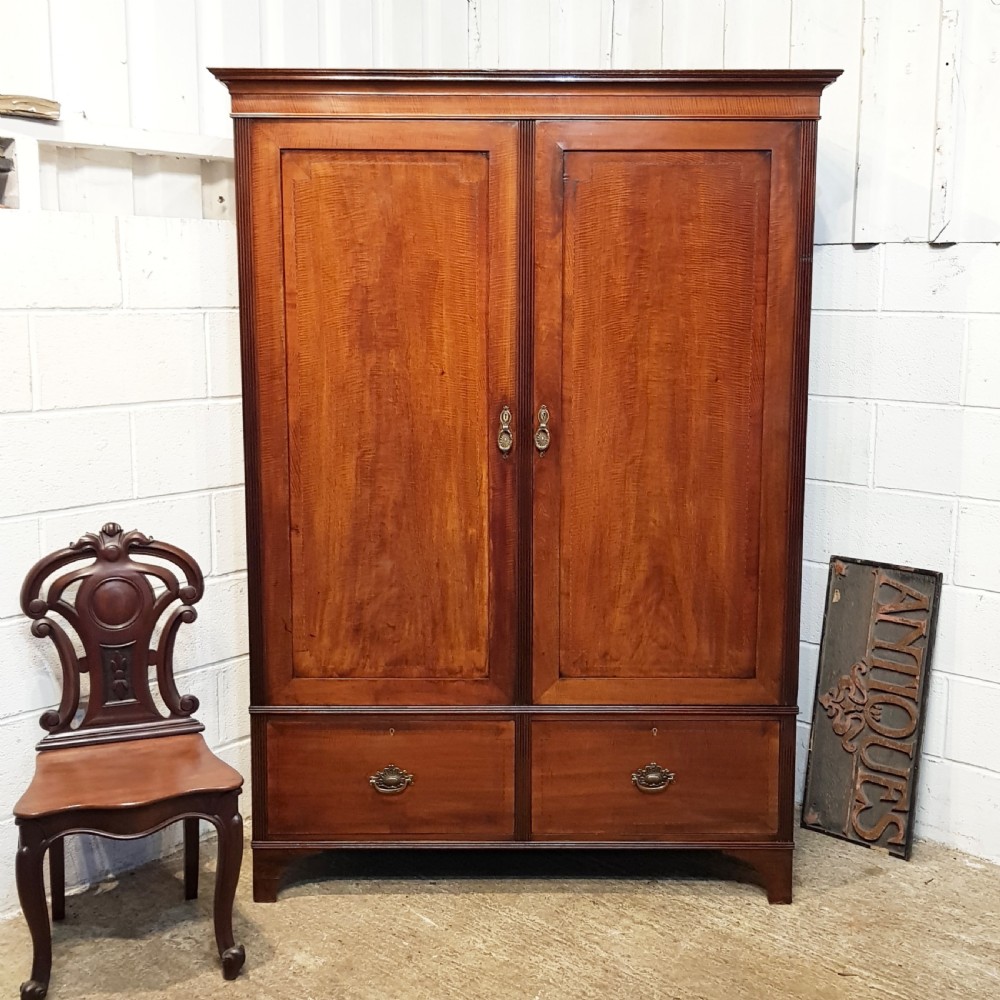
[12,523,246,1000]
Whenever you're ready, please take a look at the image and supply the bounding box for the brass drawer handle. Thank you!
[632,762,674,793]
[370,764,413,795]
[534,404,551,454]
[497,405,513,456]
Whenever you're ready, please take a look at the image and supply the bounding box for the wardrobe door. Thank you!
[248,121,518,705]
[532,120,803,706]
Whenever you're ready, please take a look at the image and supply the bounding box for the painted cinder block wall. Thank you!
[0,211,251,914]
[1,0,999,915]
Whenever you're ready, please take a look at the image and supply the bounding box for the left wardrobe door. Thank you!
[247,120,519,706]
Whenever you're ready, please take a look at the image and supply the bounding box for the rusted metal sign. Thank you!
[801,557,942,859]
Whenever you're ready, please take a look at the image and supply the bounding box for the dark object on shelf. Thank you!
[0,95,60,121]
[12,523,245,1000]
[802,556,942,860]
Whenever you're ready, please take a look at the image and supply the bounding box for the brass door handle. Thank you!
[534,405,551,454]
[370,764,413,795]
[497,405,513,456]
[632,762,674,793]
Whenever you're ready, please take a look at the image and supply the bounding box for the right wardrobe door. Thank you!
[531,119,805,706]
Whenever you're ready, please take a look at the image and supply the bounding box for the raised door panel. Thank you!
[249,121,518,705]
[532,120,802,705]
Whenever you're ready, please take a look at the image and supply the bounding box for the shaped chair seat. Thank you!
[15,733,242,818]
[12,523,246,1000]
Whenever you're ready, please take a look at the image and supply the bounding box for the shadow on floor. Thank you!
[33,857,274,994]
[277,847,768,899]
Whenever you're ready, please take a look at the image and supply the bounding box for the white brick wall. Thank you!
[796,244,1000,864]
[2,0,999,924]
[0,210,249,917]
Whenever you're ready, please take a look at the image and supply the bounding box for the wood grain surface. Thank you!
[532,120,802,706]
[14,734,242,818]
[530,718,779,840]
[265,717,515,839]
[214,72,836,902]
[250,120,518,706]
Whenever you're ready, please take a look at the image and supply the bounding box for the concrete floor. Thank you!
[1,829,997,1000]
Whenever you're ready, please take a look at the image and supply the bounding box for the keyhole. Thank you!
[651,727,657,736]
[388,728,394,736]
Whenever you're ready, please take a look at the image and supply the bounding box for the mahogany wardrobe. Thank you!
[211,69,840,904]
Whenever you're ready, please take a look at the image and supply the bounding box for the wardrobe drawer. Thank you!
[531,719,780,840]
[265,717,515,840]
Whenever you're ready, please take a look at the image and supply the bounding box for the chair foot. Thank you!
[221,945,246,980]
[211,794,245,979]
[16,825,52,998]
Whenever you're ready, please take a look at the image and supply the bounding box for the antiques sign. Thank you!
[801,557,942,859]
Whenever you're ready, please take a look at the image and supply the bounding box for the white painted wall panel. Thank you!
[611,0,662,69]
[132,155,204,219]
[49,0,130,126]
[0,519,39,618]
[966,318,1000,409]
[201,159,236,221]
[936,586,1000,685]
[0,314,31,415]
[854,0,940,242]
[206,311,242,397]
[661,0,724,69]
[550,0,613,69]
[125,0,201,133]
[875,406,1000,502]
[319,0,375,65]
[930,1,961,243]
[0,412,133,518]
[32,312,207,409]
[810,313,964,404]
[955,502,1000,592]
[213,489,248,574]
[0,211,122,308]
[468,0,500,68]
[499,0,551,68]
[790,0,862,244]
[52,148,134,216]
[259,0,321,66]
[805,398,873,486]
[423,0,470,69]
[197,0,263,137]
[883,242,1000,313]
[724,0,791,69]
[931,0,1000,242]
[132,402,243,496]
[119,217,237,308]
[34,145,60,211]
[0,0,51,97]
[372,0,424,67]
[803,482,956,577]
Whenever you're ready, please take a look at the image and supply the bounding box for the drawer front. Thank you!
[266,717,515,840]
[531,718,780,840]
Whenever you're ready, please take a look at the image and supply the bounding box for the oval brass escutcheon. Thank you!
[497,405,513,456]
[631,762,675,793]
[534,404,551,454]
[370,764,414,795]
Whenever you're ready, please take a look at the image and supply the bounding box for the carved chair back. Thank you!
[20,523,205,750]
